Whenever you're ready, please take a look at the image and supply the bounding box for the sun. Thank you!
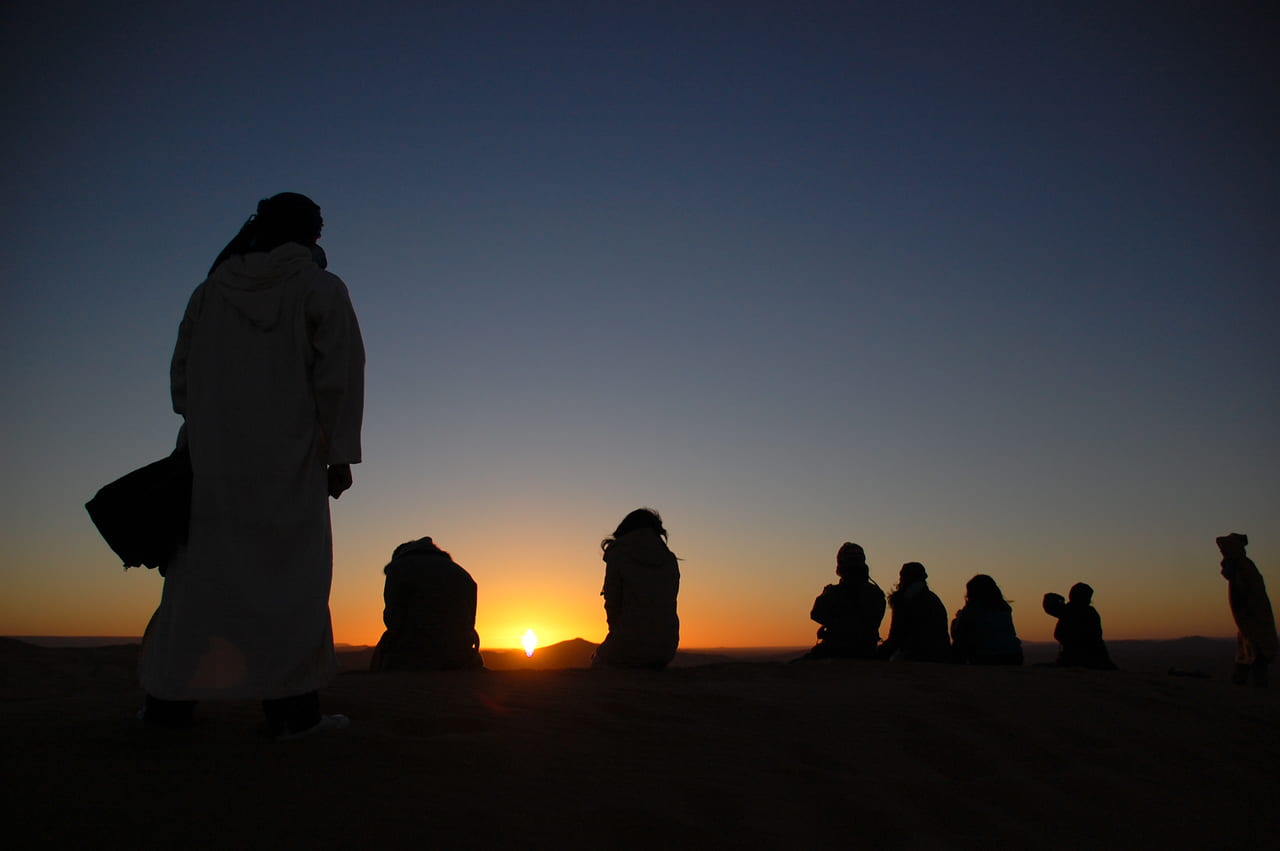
[522,629,538,657]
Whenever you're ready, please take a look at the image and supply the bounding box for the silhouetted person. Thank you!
[877,562,950,662]
[369,537,484,671]
[1217,533,1277,687]
[593,508,680,670]
[138,193,364,739]
[951,574,1023,665]
[1042,582,1117,670]
[802,542,886,660]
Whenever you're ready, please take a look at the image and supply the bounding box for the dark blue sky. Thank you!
[2,1,1277,644]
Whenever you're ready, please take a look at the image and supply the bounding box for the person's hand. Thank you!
[327,464,353,499]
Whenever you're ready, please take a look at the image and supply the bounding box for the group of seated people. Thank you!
[367,512,1116,673]
[799,541,1115,669]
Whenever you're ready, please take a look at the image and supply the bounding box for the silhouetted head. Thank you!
[1068,582,1093,605]
[1216,533,1248,560]
[209,192,325,274]
[888,561,928,605]
[965,574,1011,611]
[900,562,927,585]
[835,542,868,580]
[387,536,451,570]
[601,507,667,551]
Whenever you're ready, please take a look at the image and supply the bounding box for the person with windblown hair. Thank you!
[1217,533,1277,687]
[1042,582,1117,670]
[802,542,886,660]
[138,193,364,739]
[370,537,484,671]
[877,562,951,662]
[951,574,1023,665]
[593,508,681,670]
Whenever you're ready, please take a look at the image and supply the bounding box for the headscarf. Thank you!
[208,192,325,275]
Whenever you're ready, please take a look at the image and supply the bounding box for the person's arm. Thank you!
[170,285,205,418]
[601,562,623,619]
[878,606,902,658]
[307,273,365,467]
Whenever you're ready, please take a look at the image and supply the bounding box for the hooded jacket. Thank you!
[595,528,680,669]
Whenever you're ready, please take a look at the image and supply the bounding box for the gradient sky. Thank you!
[2,1,1276,649]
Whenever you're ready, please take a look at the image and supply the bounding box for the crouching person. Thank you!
[370,537,484,671]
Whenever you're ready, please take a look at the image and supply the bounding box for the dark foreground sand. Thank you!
[3,638,1276,849]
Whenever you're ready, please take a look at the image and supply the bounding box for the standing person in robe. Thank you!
[1042,582,1117,670]
[369,537,484,671]
[951,574,1023,665]
[592,508,681,670]
[1217,533,1277,687]
[138,193,365,739]
[801,542,886,660]
[877,562,951,662]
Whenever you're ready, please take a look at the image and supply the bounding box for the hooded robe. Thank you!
[139,243,364,700]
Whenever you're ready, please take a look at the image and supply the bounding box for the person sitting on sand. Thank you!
[951,574,1023,665]
[802,542,886,660]
[877,562,950,663]
[369,537,484,671]
[1217,533,1277,688]
[592,508,681,670]
[1042,582,1117,670]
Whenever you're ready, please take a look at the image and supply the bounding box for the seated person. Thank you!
[369,537,484,671]
[877,561,951,662]
[951,574,1023,665]
[593,508,681,670]
[802,542,886,660]
[1042,582,1117,670]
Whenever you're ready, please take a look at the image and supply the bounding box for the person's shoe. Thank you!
[275,713,350,742]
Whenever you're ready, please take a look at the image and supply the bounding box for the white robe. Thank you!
[140,243,364,700]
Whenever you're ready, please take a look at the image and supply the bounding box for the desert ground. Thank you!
[2,637,1276,849]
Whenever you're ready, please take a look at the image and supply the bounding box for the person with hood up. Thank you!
[1042,582,1117,670]
[370,537,484,671]
[877,562,951,662]
[1217,533,1277,687]
[138,193,364,739]
[951,574,1023,665]
[593,508,681,670]
[802,542,886,660]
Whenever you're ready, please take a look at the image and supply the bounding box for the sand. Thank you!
[2,637,1276,849]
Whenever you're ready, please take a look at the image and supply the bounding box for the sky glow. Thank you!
[1,1,1277,648]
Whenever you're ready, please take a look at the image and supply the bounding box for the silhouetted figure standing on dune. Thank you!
[139,193,364,739]
[1042,583,1117,670]
[877,562,951,662]
[1217,533,1277,687]
[951,574,1023,665]
[802,543,886,660]
[369,537,484,671]
[593,508,681,670]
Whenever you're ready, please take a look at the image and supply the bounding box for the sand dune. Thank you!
[3,637,1276,849]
